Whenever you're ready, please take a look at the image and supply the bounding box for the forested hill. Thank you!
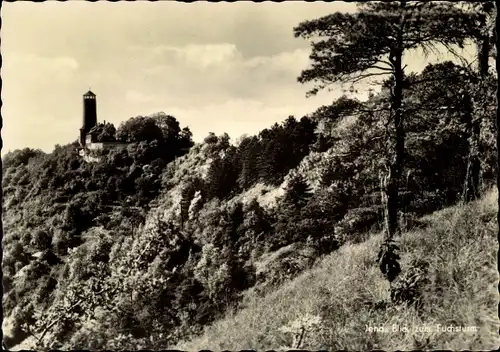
[2,57,497,350]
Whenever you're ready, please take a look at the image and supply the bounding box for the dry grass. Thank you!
[176,189,499,350]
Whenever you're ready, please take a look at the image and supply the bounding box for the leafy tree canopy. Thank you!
[294,1,479,96]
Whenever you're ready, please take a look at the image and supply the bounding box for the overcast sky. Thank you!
[1,1,475,154]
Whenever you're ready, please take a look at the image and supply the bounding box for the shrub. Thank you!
[256,243,316,291]
[335,206,382,244]
[194,244,233,301]
[31,230,52,251]
[52,229,79,256]
[390,258,430,309]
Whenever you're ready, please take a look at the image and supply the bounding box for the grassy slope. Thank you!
[176,189,499,351]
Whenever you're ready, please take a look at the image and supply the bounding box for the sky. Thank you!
[1,1,476,154]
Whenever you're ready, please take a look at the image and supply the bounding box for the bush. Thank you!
[256,243,316,292]
[52,230,77,256]
[20,232,33,247]
[390,258,430,309]
[8,242,30,264]
[194,244,233,301]
[335,206,382,244]
[31,230,52,251]
[2,148,45,169]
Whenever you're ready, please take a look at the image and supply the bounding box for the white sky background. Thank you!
[1,1,475,154]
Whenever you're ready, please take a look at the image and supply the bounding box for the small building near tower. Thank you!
[77,90,129,162]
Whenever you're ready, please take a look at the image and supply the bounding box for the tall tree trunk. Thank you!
[386,46,405,240]
[464,90,480,202]
[477,29,491,194]
[467,33,491,201]
[469,117,481,199]
[479,33,490,76]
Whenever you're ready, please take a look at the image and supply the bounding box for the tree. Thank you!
[272,174,313,249]
[203,132,218,145]
[458,2,496,201]
[294,3,477,281]
[309,96,363,152]
[237,199,272,252]
[256,117,317,186]
[205,147,240,200]
[3,148,45,169]
[237,136,261,190]
[152,113,181,142]
[403,62,476,206]
[283,174,312,209]
[116,116,163,143]
[179,127,194,150]
[180,178,205,229]
[97,123,117,142]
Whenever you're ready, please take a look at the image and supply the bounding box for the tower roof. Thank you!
[84,90,96,96]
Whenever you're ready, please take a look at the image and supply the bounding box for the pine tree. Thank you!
[294,1,478,282]
[294,1,477,240]
[237,136,260,190]
[463,2,496,200]
[283,174,312,210]
[257,124,285,185]
[205,147,239,200]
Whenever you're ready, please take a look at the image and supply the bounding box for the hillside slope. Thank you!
[2,63,497,349]
[176,190,499,351]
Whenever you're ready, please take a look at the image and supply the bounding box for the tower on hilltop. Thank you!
[79,90,97,146]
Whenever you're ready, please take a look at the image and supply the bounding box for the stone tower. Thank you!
[79,90,97,146]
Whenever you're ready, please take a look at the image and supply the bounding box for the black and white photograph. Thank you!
[1,1,499,350]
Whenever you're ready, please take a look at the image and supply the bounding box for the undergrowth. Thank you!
[176,189,499,351]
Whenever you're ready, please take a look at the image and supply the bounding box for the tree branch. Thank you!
[358,106,392,114]
[351,72,390,84]
[379,59,395,68]
[406,71,475,87]
[371,65,395,72]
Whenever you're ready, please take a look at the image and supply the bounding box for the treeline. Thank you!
[196,115,317,201]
